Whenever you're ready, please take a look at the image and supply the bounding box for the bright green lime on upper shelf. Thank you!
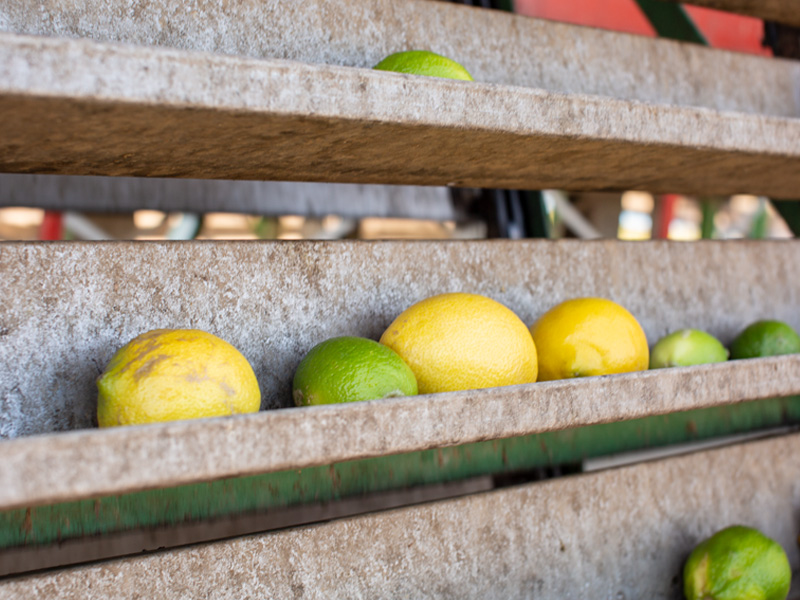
[730,320,800,360]
[649,329,728,369]
[373,50,474,81]
[684,525,791,600]
[293,336,417,406]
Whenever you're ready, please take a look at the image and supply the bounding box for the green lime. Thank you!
[293,336,417,406]
[730,320,800,360]
[650,329,728,369]
[684,525,791,600]
[373,50,473,81]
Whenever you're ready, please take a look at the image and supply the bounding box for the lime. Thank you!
[730,320,800,360]
[530,298,649,381]
[293,336,417,406]
[650,329,728,369]
[684,525,791,600]
[379,293,537,394]
[97,329,261,427]
[373,50,474,81]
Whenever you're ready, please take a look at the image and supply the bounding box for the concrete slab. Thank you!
[2,432,798,599]
[2,34,799,197]
[0,174,454,219]
[2,0,798,117]
[1,239,799,507]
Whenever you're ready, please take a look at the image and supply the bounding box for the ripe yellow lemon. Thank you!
[530,298,649,381]
[293,336,417,406]
[379,293,537,394]
[97,329,261,427]
[373,50,474,81]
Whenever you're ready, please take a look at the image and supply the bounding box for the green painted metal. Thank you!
[774,202,800,237]
[2,396,798,550]
[634,0,707,44]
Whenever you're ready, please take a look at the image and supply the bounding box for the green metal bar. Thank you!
[634,0,707,44]
[774,202,800,237]
[3,396,798,550]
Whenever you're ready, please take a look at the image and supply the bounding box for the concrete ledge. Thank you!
[661,0,800,29]
[2,34,800,197]
[2,432,798,598]
[2,0,798,117]
[0,357,799,510]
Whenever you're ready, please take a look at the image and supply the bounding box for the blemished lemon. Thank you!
[379,293,538,394]
[650,329,729,369]
[530,298,648,381]
[292,336,417,406]
[97,329,261,427]
[684,525,791,600]
[730,320,800,360]
[373,50,474,81]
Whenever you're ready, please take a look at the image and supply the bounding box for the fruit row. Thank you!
[96,292,800,428]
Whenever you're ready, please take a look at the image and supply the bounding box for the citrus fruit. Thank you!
[730,320,800,360]
[530,298,648,381]
[373,50,474,81]
[649,329,729,369]
[379,293,537,394]
[292,336,417,406]
[97,329,261,427]
[684,525,791,600]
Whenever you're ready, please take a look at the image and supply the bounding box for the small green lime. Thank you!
[373,50,474,81]
[293,336,417,406]
[684,525,791,600]
[650,329,728,369]
[730,320,800,360]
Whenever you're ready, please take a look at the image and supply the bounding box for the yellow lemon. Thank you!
[530,298,648,381]
[379,293,537,394]
[97,329,261,427]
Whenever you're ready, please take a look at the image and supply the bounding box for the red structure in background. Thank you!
[39,211,63,240]
[515,0,770,56]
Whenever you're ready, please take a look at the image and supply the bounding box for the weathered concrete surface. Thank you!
[662,0,800,29]
[2,433,798,599]
[0,356,798,511]
[1,0,798,117]
[0,174,454,219]
[1,239,800,507]
[2,35,800,197]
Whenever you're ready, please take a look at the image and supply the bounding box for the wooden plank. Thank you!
[2,35,800,197]
[2,432,798,599]
[661,0,800,29]
[4,0,799,117]
[0,174,455,219]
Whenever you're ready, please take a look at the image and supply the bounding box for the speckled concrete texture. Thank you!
[2,0,798,117]
[0,239,799,506]
[663,0,800,28]
[2,34,799,196]
[0,174,454,219]
[2,433,798,599]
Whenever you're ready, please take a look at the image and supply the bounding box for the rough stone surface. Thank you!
[1,0,798,117]
[2,35,800,197]
[0,174,454,219]
[2,433,798,599]
[663,0,800,29]
[1,239,800,507]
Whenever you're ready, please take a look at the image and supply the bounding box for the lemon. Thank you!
[730,320,800,360]
[684,525,791,600]
[373,50,474,81]
[530,298,648,381]
[97,329,261,427]
[650,329,729,369]
[292,336,417,406]
[379,293,537,394]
